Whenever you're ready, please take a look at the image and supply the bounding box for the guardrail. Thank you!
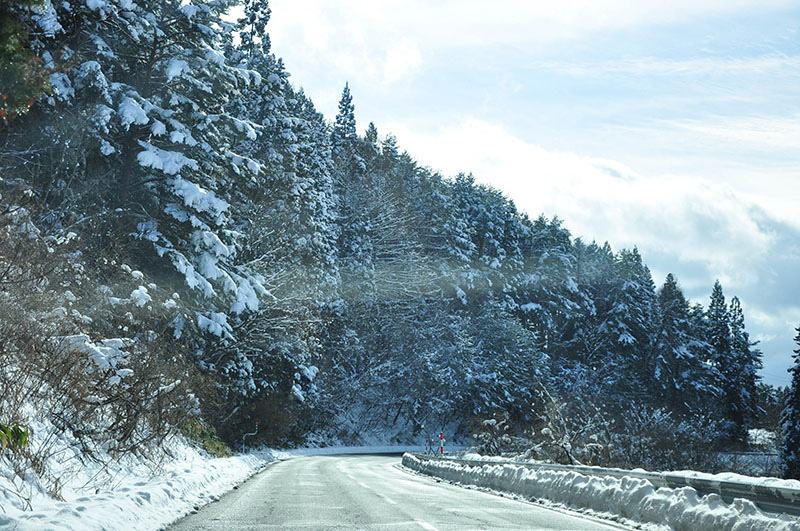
[408,453,800,517]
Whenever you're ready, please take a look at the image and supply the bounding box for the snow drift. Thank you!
[1,443,282,530]
[402,453,800,530]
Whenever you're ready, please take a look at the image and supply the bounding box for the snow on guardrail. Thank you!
[402,453,800,531]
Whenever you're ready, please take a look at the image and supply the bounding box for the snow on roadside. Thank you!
[673,469,800,490]
[402,453,800,531]
[0,442,286,530]
[0,442,431,530]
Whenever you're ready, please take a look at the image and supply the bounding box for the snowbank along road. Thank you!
[169,454,630,530]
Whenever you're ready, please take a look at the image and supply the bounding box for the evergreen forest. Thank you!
[0,0,790,475]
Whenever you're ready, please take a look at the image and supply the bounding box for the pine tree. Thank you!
[512,215,579,357]
[593,247,656,402]
[729,296,763,431]
[365,121,379,144]
[237,0,272,58]
[332,82,357,152]
[652,274,716,414]
[31,0,264,316]
[331,83,373,299]
[707,281,747,443]
[780,325,800,479]
[707,281,730,359]
[568,241,615,371]
[463,300,549,425]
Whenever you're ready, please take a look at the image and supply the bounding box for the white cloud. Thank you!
[271,1,798,50]
[529,55,800,79]
[383,39,422,85]
[671,114,800,152]
[268,0,797,91]
[387,118,775,285]
[595,114,800,230]
[746,305,800,331]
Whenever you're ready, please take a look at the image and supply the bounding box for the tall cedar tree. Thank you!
[708,280,742,442]
[653,274,715,415]
[781,326,800,479]
[729,296,763,431]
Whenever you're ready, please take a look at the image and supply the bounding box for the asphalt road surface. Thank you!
[169,454,631,530]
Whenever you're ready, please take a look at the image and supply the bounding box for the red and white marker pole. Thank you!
[440,431,444,455]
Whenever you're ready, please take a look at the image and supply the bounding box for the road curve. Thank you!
[169,454,630,530]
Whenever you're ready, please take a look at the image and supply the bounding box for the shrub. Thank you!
[0,196,206,497]
[608,407,722,471]
[181,417,231,458]
[530,388,722,471]
[0,423,29,452]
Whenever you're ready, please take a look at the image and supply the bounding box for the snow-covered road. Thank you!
[169,454,629,530]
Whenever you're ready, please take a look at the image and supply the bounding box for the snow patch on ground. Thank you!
[0,443,284,530]
[402,454,800,531]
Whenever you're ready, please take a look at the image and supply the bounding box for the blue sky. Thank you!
[264,0,800,386]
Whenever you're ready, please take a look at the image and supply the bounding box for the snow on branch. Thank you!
[137,142,199,175]
[197,311,232,338]
[119,97,149,129]
[166,58,191,82]
[169,177,229,219]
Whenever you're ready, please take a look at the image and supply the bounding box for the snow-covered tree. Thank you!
[780,325,800,479]
[17,0,266,324]
[707,281,730,360]
[364,121,379,144]
[331,84,372,289]
[516,215,584,359]
[729,296,763,433]
[593,247,656,402]
[460,300,549,427]
[236,0,272,59]
[652,274,716,415]
[332,82,356,152]
[708,281,748,443]
[566,240,615,375]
